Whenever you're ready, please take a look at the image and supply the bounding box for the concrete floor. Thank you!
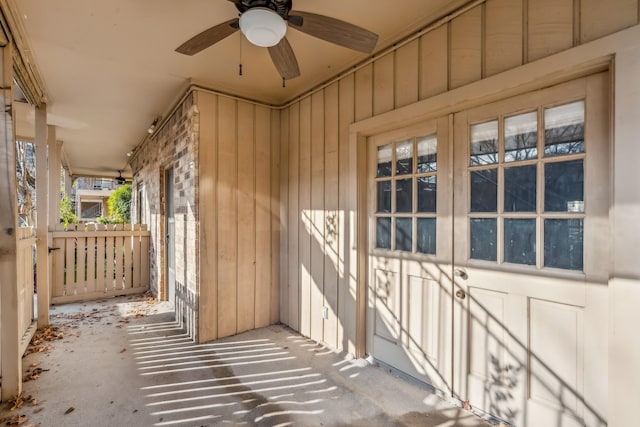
[3,295,494,427]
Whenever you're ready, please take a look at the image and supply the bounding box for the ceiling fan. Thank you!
[175,0,379,80]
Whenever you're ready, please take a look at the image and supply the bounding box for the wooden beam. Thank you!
[35,105,49,328]
[47,127,59,227]
[0,42,22,400]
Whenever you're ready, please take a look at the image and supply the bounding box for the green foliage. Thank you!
[60,194,78,227]
[96,216,113,224]
[106,183,132,224]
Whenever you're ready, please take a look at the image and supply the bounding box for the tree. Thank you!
[105,183,132,224]
[60,194,78,227]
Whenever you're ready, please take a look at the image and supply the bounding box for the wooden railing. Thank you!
[17,227,37,355]
[50,224,150,304]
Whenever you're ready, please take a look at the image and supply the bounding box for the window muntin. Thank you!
[375,134,437,255]
[468,100,586,271]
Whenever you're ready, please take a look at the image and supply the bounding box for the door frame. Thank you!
[160,164,175,302]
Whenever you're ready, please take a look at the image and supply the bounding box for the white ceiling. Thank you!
[11,0,465,178]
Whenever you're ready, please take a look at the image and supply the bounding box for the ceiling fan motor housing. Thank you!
[234,0,292,19]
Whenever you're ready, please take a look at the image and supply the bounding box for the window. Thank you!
[468,100,585,271]
[375,135,437,254]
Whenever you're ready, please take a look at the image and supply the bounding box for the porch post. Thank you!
[0,42,22,400]
[48,128,60,227]
[35,105,49,327]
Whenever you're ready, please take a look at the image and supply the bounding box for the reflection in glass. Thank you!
[504,219,536,265]
[545,160,584,212]
[544,219,583,270]
[377,144,392,177]
[418,176,437,213]
[470,218,497,261]
[505,112,538,162]
[396,218,412,252]
[417,135,437,172]
[504,165,537,212]
[471,169,498,212]
[396,140,413,175]
[470,120,499,165]
[417,218,436,254]
[377,181,391,213]
[396,179,413,213]
[544,101,585,157]
[376,217,391,249]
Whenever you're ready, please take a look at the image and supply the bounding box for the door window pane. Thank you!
[376,217,391,249]
[417,218,436,255]
[470,120,498,166]
[377,181,391,213]
[470,219,497,261]
[396,141,413,175]
[396,218,412,252]
[377,144,392,177]
[471,169,498,212]
[505,111,538,162]
[417,176,437,213]
[504,219,536,265]
[504,165,537,212]
[417,135,437,172]
[544,101,585,157]
[544,219,583,270]
[396,179,413,213]
[544,160,584,212]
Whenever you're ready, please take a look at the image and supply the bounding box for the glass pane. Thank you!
[417,176,437,213]
[417,218,436,255]
[471,169,498,212]
[505,111,538,162]
[544,219,583,270]
[377,181,391,213]
[470,120,498,166]
[504,165,537,212]
[396,218,412,252]
[376,217,391,249]
[396,140,413,175]
[377,144,392,177]
[504,219,536,265]
[470,219,497,261]
[417,135,437,172]
[544,101,585,157]
[396,179,413,213]
[544,160,584,212]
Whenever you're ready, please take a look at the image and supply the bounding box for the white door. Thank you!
[366,118,454,393]
[452,73,609,427]
[165,167,175,304]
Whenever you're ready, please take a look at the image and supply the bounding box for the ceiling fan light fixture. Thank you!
[239,8,286,48]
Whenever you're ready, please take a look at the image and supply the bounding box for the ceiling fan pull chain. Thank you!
[282,77,286,88]
[239,33,243,76]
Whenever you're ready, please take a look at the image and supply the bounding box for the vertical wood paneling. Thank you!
[580,0,638,42]
[527,0,574,61]
[374,53,395,116]
[310,91,325,343]
[338,74,355,352]
[217,96,238,337]
[95,234,105,291]
[279,109,290,326]
[299,97,312,337]
[123,233,132,289]
[420,25,448,100]
[255,105,272,328]
[287,103,300,331]
[270,109,281,325]
[485,0,523,77]
[198,92,218,341]
[395,40,420,108]
[237,102,256,333]
[355,64,373,121]
[324,82,340,349]
[114,225,124,290]
[86,234,96,292]
[450,6,483,89]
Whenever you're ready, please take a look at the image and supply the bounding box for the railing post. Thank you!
[35,105,50,328]
[0,42,22,400]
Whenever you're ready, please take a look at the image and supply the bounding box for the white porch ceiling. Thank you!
[12,0,466,177]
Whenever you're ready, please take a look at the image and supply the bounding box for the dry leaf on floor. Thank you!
[33,408,44,414]
[120,348,127,353]
[462,400,472,411]
[64,407,74,415]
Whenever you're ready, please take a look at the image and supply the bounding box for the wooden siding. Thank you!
[279,1,639,351]
[198,91,280,342]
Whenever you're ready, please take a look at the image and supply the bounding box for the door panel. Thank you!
[452,73,609,427]
[165,167,175,304]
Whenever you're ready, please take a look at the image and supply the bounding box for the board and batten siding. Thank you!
[279,0,640,352]
[198,91,280,342]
